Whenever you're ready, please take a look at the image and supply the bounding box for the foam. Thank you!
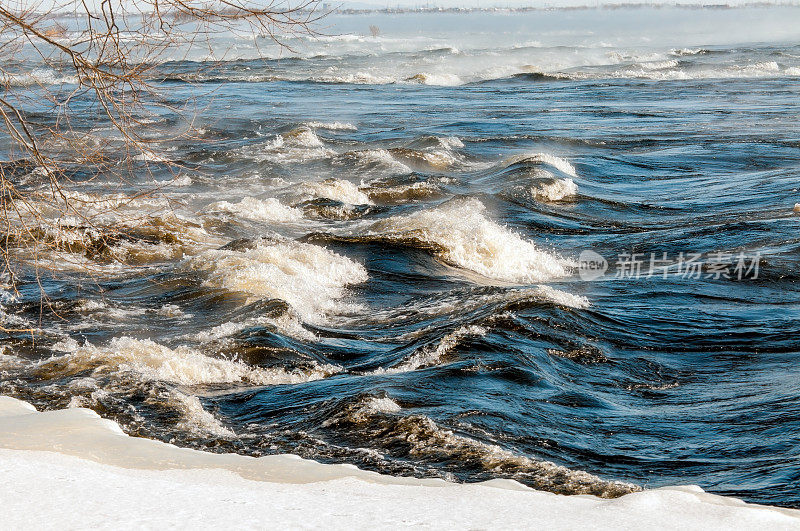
[305,121,358,131]
[438,136,465,149]
[671,48,708,56]
[323,396,403,426]
[532,178,578,201]
[366,197,569,283]
[506,152,578,178]
[406,72,463,86]
[1,68,79,87]
[638,59,680,70]
[167,391,236,438]
[251,128,335,163]
[390,147,458,169]
[184,240,368,323]
[325,396,637,498]
[207,197,304,223]
[296,179,373,205]
[41,336,334,386]
[376,325,488,374]
[534,285,590,309]
[343,149,413,173]
[365,180,441,203]
[314,72,395,84]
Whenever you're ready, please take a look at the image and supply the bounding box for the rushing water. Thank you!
[2,6,800,507]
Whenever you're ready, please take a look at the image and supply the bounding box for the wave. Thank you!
[312,72,397,85]
[504,153,578,178]
[637,59,680,70]
[532,178,578,202]
[33,336,338,437]
[364,180,444,204]
[305,121,358,131]
[183,238,368,323]
[388,147,458,170]
[374,324,488,374]
[245,128,335,164]
[323,395,638,497]
[40,336,333,387]
[507,72,572,82]
[364,197,569,283]
[1,68,79,87]
[405,72,463,86]
[335,149,413,174]
[670,48,713,56]
[206,197,304,223]
[295,179,373,206]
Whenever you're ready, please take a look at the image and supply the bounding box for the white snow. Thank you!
[1,396,798,530]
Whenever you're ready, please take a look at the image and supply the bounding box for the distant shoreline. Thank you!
[43,2,800,18]
[330,2,800,15]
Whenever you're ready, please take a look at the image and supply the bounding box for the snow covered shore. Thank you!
[1,396,798,530]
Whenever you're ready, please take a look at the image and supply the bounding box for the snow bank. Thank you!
[1,396,798,530]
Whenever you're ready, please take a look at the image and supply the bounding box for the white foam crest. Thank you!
[44,337,334,386]
[250,128,335,163]
[1,68,79,87]
[365,181,442,204]
[366,197,569,283]
[406,72,463,86]
[0,345,25,371]
[322,396,402,428]
[305,121,357,131]
[534,285,589,309]
[742,61,780,73]
[184,240,368,323]
[438,136,465,150]
[375,325,488,375]
[314,72,395,85]
[344,149,413,174]
[506,153,578,178]
[532,178,578,202]
[0,287,30,332]
[167,391,235,438]
[671,48,707,56]
[132,151,170,163]
[638,59,680,70]
[787,67,800,76]
[281,128,325,147]
[324,400,637,498]
[186,312,316,343]
[296,179,373,205]
[207,197,304,223]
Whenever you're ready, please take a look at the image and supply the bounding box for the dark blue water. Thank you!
[2,7,800,507]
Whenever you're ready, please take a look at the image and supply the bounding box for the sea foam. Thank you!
[366,197,568,283]
[296,179,373,205]
[185,240,368,323]
[42,336,333,386]
[207,197,304,222]
[532,178,578,201]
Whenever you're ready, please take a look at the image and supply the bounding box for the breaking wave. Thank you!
[184,239,368,323]
[364,197,569,283]
[324,395,639,498]
[41,336,335,386]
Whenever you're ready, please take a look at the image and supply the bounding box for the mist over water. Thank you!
[2,7,800,506]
